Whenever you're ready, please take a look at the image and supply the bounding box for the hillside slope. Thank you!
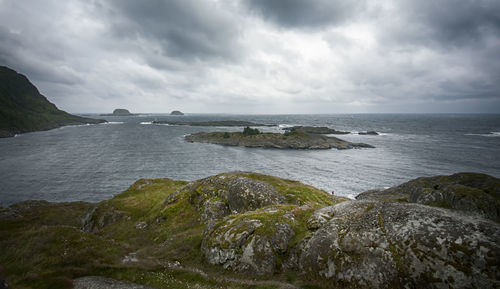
[0,66,105,137]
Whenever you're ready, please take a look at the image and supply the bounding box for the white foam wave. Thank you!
[346,194,357,200]
[154,123,171,126]
[465,132,500,137]
[140,122,153,125]
[278,124,293,129]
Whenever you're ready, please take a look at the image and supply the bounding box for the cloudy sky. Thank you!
[1,0,499,113]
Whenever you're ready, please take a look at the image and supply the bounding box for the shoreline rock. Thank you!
[185,130,374,149]
[152,120,273,127]
[283,126,350,135]
[358,131,379,135]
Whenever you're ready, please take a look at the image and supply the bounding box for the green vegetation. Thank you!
[242,126,261,136]
[0,66,105,137]
[283,127,297,136]
[0,172,339,289]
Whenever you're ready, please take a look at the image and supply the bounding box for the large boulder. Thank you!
[164,173,286,222]
[356,173,500,222]
[227,177,285,213]
[202,206,299,276]
[299,200,500,289]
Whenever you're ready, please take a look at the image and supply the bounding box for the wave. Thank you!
[140,122,153,125]
[60,124,93,129]
[346,194,356,200]
[278,124,294,129]
[464,132,500,137]
[102,122,124,125]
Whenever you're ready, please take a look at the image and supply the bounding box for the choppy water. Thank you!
[1,114,499,205]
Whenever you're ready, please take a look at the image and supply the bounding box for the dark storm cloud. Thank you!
[0,26,82,86]
[0,0,498,113]
[243,0,364,28]
[103,0,242,62]
[387,0,500,48]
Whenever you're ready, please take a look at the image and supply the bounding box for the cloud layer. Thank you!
[0,0,499,113]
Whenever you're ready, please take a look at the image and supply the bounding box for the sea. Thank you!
[1,114,499,206]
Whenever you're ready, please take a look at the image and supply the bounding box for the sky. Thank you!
[1,0,499,114]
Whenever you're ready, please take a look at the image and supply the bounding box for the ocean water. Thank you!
[1,114,499,206]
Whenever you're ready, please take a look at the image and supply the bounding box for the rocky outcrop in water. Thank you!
[152,120,272,126]
[358,131,379,135]
[185,130,374,150]
[170,110,184,115]
[100,109,135,116]
[283,126,350,134]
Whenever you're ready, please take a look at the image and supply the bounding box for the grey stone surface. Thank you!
[74,276,156,289]
[299,200,500,288]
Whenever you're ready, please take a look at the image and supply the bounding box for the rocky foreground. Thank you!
[0,172,499,289]
[186,130,374,149]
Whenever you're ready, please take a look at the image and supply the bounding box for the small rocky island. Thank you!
[0,172,498,289]
[100,108,135,116]
[186,127,373,149]
[170,110,184,115]
[283,126,350,134]
[359,131,379,135]
[152,120,272,126]
[0,66,106,137]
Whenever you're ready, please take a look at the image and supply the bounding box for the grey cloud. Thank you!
[0,27,82,86]
[408,0,500,46]
[243,0,364,28]
[103,0,242,61]
[382,0,500,49]
[0,0,498,113]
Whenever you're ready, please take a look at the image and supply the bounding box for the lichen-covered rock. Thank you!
[227,177,285,213]
[299,200,500,289]
[82,206,124,232]
[307,206,337,230]
[239,235,275,274]
[203,218,262,269]
[201,200,230,222]
[165,173,287,222]
[270,223,294,254]
[200,202,317,276]
[356,173,500,222]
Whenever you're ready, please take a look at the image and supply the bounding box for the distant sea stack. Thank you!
[170,110,184,115]
[112,109,132,116]
[0,66,106,138]
[100,109,135,116]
